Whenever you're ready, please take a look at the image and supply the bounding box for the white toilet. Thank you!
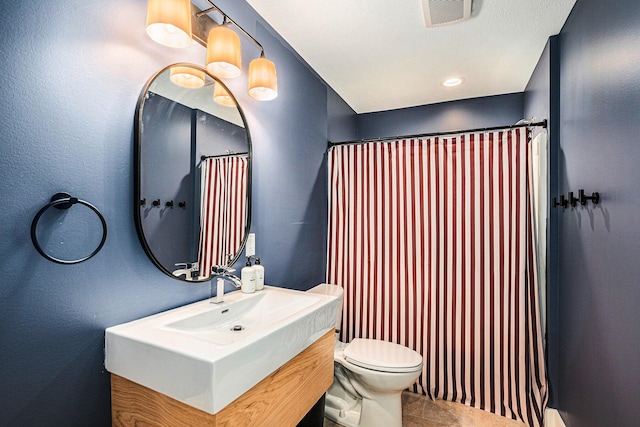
[307,284,423,427]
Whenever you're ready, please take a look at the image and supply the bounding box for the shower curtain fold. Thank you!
[326,129,547,427]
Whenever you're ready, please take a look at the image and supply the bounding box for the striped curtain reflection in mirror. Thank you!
[326,129,547,427]
[198,155,248,278]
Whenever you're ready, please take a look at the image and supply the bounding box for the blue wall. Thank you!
[0,0,355,424]
[356,92,524,139]
[553,0,640,425]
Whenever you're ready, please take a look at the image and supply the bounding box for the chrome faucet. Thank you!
[210,265,241,304]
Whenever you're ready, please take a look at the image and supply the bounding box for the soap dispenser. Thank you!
[254,257,265,291]
[241,258,256,293]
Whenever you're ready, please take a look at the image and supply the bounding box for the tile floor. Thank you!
[323,391,527,427]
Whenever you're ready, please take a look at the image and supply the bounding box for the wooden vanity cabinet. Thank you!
[111,329,334,426]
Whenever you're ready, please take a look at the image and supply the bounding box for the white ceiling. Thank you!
[246,0,577,113]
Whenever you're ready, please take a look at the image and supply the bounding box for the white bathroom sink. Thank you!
[163,287,318,345]
[105,286,338,415]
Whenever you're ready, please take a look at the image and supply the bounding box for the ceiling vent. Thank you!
[421,0,473,27]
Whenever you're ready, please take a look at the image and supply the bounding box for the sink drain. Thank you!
[231,325,244,331]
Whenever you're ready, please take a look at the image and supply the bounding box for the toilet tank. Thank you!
[307,283,343,332]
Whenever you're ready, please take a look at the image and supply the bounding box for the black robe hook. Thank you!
[578,189,600,205]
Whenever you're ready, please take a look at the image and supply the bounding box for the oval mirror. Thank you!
[134,63,251,282]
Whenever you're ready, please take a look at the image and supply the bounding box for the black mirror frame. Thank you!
[133,63,252,282]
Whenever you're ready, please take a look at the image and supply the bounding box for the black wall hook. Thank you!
[552,195,568,209]
[152,199,161,207]
[579,189,600,205]
[568,191,579,207]
[554,190,601,211]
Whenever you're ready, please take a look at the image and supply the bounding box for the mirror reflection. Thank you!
[135,63,251,282]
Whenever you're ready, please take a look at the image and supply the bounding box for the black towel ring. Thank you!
[30,192,108,264]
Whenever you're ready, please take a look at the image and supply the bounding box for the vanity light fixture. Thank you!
[145,0,193,48]
[169,66,206,88]
[145,0,278,101]
[213,83,236,107]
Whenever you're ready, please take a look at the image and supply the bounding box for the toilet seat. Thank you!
[343,339,423,373]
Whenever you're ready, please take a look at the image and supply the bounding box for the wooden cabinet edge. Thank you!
[111,329,334,426]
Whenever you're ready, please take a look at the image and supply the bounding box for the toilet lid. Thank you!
[343,339,423,373]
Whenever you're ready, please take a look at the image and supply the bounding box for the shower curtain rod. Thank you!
[200,152,249,160]
[327,119,547,148]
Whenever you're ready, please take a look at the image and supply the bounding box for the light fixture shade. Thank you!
[206,26,242,79]
[248,57,278,101]
[213,83,236,107]
[169,66,205,88]
[146,0,192,48]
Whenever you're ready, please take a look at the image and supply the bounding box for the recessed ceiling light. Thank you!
[442,77,464,87]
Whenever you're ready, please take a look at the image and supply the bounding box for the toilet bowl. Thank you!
[307,284,423,427]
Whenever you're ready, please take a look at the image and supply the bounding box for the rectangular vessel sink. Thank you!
[105,286,338,415]
[164,288,318,345]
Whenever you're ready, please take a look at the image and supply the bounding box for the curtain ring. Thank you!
[30,193,108,264]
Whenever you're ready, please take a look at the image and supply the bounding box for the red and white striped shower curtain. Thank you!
[326,129,547,427]
[198,155,248,278]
